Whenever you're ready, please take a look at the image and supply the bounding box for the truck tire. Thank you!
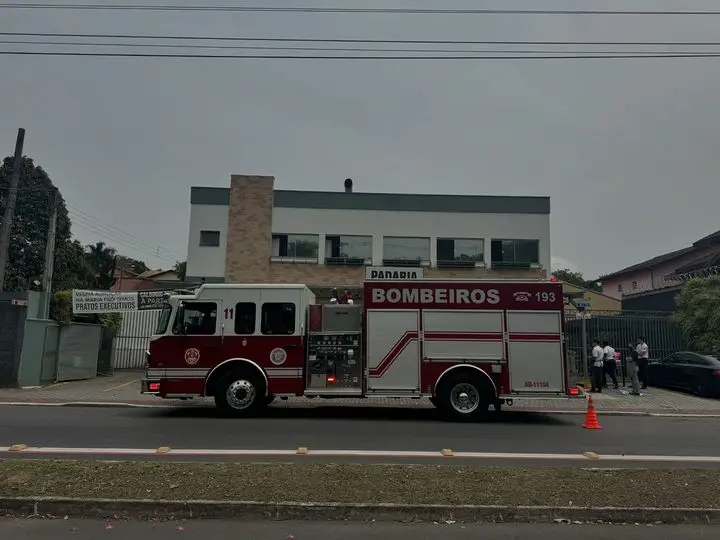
[214,368,267,418]
[435,370,493,422]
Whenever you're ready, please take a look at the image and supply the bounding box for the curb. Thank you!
[1,400,720,417]
[1,497,719,524]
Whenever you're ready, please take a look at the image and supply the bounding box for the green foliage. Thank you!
[117,255,148,275]
[50,290,73,324]
[671,276,720,353]
[174,260,187,280]
[85,241,117,290]
[0,156,80,292]
[98,312,123,330]
[54,239,95,291]
[552,268,602,292]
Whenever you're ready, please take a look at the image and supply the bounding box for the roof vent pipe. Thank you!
[344,178,353,193]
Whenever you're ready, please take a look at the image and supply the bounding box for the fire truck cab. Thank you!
[142,279,581,422]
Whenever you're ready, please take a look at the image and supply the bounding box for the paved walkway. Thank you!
[1,371,719,415]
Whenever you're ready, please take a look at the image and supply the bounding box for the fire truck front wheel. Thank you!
[435,371,493,422]
[214,368,266,417]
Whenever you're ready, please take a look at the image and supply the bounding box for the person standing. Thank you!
[591,339,605,393]
[636,337,649,389]
[626,342,641,395]
[602,340,618,389]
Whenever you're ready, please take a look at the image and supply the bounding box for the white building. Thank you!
[186,175,551,295]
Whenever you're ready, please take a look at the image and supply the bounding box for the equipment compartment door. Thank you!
[366,309,420,392]
[506,310,565,393]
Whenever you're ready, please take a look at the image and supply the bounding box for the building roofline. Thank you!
[598,246,696,281]
[190,186,550,215]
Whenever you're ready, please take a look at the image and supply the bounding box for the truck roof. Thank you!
[197,283,312,291]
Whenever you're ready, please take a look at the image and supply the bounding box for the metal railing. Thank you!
[564,309,684,382]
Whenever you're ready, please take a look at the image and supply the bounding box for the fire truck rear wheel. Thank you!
[214,368,266,417]
[436,371,493,422]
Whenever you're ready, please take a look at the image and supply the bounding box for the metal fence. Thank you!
[111,309,160,369]
[564,310,685,381]
[0,296,28,387]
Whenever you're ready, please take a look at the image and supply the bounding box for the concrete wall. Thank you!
[186,202,230,279]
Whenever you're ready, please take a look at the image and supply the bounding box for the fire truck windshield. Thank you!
[154,303,173,335]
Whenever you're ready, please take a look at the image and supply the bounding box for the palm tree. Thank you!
[86,241,118,290]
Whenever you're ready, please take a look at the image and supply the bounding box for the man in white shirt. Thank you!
[636,337,650,389]
[591,339,605,393]
[602,340,618,389]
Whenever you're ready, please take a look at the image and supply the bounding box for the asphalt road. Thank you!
[0,519,717,539]
[1,405,720,462]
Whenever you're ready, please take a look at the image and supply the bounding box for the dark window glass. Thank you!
[261,302,296,335]
[199,230,220,247]
[174,302,217,335]
[234,302,256,334]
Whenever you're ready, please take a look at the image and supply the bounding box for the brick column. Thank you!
[225,175,274,283]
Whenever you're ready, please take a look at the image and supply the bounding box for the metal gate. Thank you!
[0,295,28,387]
[112,309,160,369]
[564,310,684,381]
[55,323,103,382]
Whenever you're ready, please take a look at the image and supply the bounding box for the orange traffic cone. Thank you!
[582,395,602,430]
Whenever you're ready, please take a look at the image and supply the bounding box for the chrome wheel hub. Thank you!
[450,383,480,414]
[226,379,256,410]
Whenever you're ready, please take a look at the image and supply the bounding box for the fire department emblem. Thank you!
[269,347,287,366]
[184,348,200,366]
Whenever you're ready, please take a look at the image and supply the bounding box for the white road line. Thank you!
[2,445,720,463]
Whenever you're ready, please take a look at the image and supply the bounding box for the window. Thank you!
[173,301,217,335]
[233,302,256,335]
[617,284,623,293]
[436,238,484,268]
[261,302,296,335]
[632,281,638,290]
[199,230,220,247]
[325,235,372,266]
[271,234,319,261]
[154,303,172,335]
[382,236,430,266]
[490,239,540,268]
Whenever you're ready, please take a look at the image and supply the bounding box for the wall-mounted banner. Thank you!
[365,266,425,280]
[137,290,174,311]
[72,290,139,314]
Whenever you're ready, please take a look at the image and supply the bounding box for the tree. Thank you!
[116,255,148,275]
[0,156,81,292]
[53,239,95,291]
[671,276,720,352]
[552,268,602,292]
[174,260,187,280]
[86,241,117,290]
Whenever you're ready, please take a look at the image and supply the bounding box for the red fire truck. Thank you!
[142,279,582,421]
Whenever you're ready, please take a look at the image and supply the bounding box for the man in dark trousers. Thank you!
[636,337,650,389]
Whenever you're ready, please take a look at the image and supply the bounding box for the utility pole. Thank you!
[0,128,26,291]
[40,187,58,319]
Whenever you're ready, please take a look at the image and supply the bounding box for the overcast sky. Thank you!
[3,0,720,278]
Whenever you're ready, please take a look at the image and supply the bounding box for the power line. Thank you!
[5,40,719,55]
[5,31,720,47]
[71,218,178,262]
[1,4,719,15]
[4,50,720,60]
[68,206,184,260]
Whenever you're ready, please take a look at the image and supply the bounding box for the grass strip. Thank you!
[0,460,716,508]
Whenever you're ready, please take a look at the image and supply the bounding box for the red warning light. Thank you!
[550,277,559,282]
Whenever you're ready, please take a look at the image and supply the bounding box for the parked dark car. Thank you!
[648,352,720,398]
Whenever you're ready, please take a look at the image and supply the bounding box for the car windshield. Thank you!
[154,303,173,335]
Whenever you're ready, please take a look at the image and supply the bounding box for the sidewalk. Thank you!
[1,371,719,415]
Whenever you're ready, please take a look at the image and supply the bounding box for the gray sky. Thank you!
[3,0,720,278]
